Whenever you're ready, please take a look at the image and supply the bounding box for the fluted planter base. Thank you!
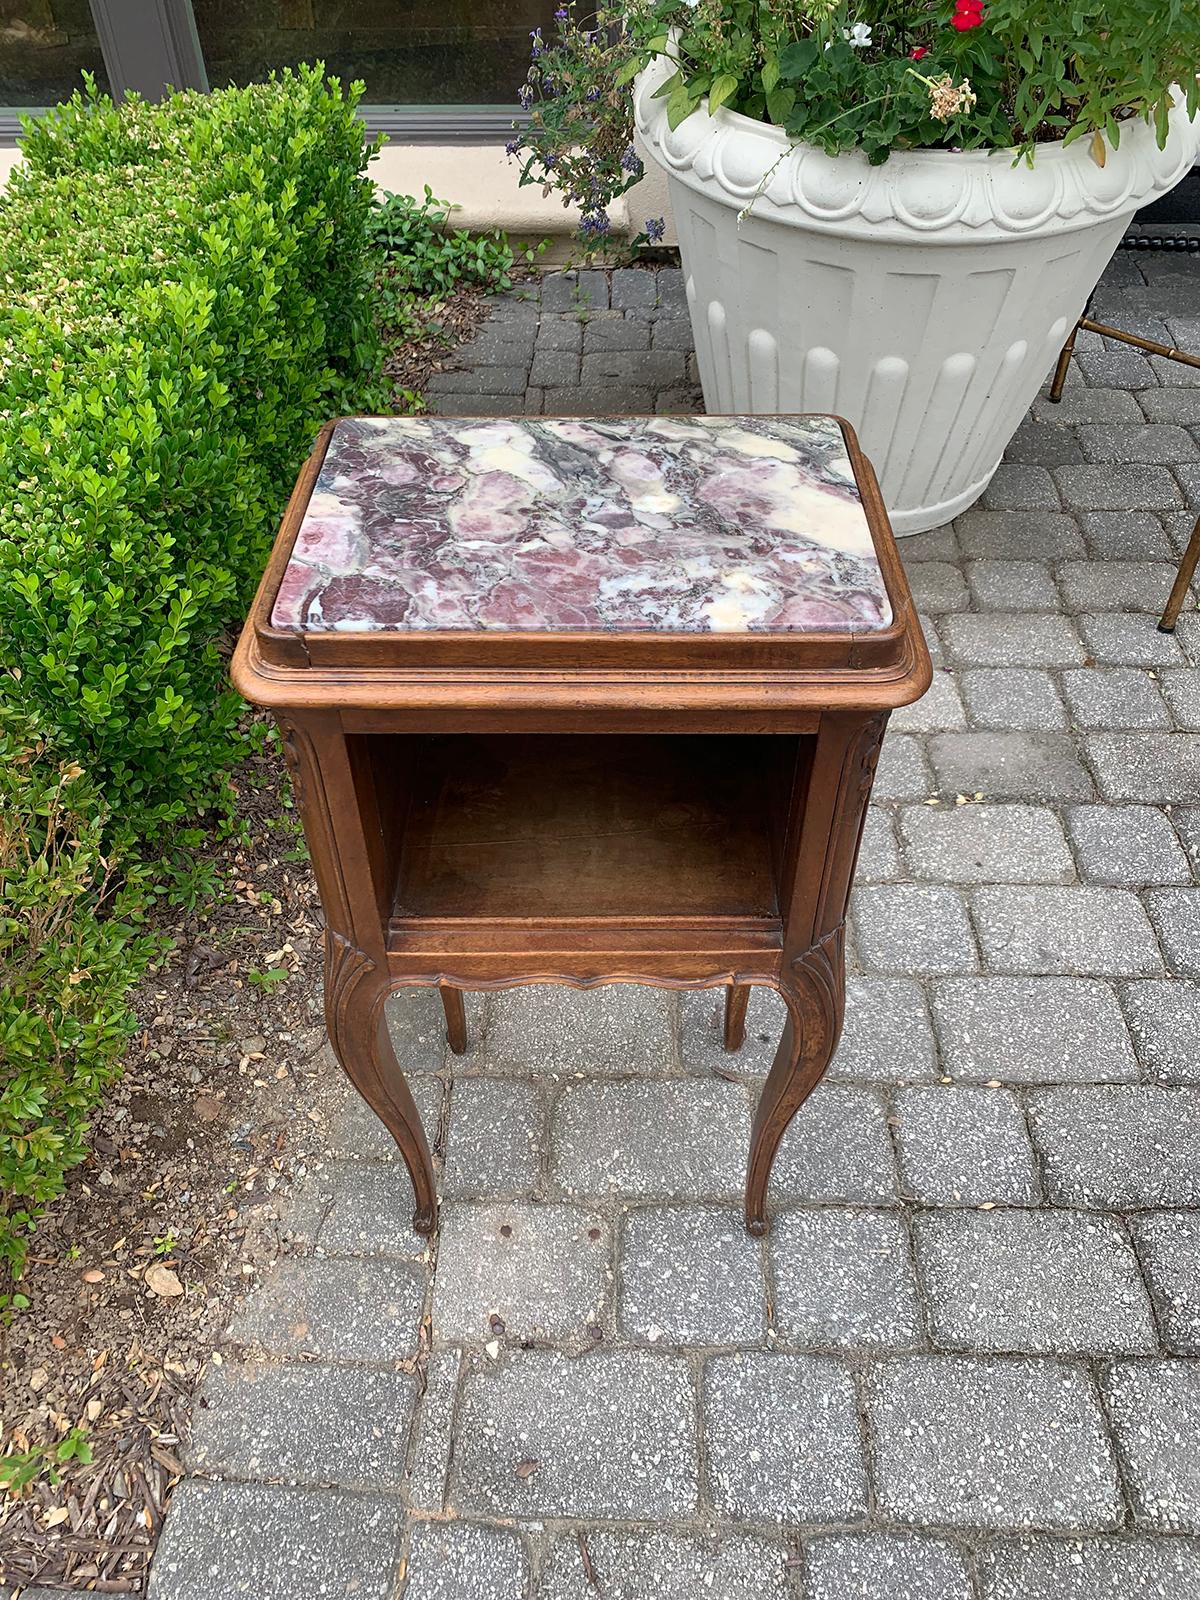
[888,468,998,537]
[635,58,1200,534]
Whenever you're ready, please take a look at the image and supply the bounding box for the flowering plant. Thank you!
[513,1,1200,244]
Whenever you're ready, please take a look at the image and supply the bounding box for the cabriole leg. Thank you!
[325,932,437,1235]
[745,928,846,1237]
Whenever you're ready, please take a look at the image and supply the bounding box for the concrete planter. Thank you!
[635,55,1200,533]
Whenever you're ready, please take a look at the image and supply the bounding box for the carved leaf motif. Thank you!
[324,928,377,1005]
[790,923,846,1001]
[855,713,888,796]
[277,717,308,809]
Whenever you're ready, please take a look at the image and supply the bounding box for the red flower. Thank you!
[910,46,928,58]
[952,0,984,28]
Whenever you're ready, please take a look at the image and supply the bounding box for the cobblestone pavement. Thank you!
[148,253,1200,1600]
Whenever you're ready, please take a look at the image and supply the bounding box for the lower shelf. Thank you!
[382,732,798,925]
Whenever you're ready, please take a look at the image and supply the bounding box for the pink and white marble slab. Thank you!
[272,415,892,635]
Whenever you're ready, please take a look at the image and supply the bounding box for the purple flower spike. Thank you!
[645,216,665,243]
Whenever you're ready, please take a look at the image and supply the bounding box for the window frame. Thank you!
[1,0,530,144]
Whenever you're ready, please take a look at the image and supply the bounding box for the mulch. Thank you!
[0,741,333,1592]
[381,275,526,406]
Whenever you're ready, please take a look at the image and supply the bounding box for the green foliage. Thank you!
[0,721,155,1302]
[0,61,536,1339]
[512,3,666,251]
[0,1427,94,1496]
[517,0,1200,222]
[0,66,387,840]
[247,964,290,991]
[369,187,534,390]
[0,67,386,1305]
[370,186,516,297]
[990,0,1198,153]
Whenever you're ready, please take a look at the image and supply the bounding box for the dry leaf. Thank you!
[1090,128,1107,167]
[146,1264,184,1298]
[81,1268,105,1284]
[514,1458,540,1480]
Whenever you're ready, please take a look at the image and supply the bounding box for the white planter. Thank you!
[635,57,1200,533]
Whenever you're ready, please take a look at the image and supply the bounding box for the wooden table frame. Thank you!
[233,416,931,1238]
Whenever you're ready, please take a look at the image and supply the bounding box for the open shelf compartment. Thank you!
[348,733,809,938]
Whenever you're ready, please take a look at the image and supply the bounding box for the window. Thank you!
[0,0,550,138]
[192,0,554,108]
[1,1,109,105]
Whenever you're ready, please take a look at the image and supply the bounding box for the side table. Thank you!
[233,414,930,1237]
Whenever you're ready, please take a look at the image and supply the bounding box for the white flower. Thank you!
[844,21,872,46]
[684,0,701,8]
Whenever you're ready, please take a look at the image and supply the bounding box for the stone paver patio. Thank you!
[148,251,1200,1600]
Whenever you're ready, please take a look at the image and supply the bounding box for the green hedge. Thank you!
[0,718,154,1294]
[0,67,386,837]
[0,68,387,1298]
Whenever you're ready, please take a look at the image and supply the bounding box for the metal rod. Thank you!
[1049,292,1200,633]
[1048,322,1080,403]
[1079,318,1200,370]
[1160,514,1200,633]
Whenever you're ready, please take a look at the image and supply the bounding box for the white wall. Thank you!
[368,142,677,247]
[0,137,678,249]
[370,143,586,239]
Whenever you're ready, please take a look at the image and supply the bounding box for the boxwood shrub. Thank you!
[0,68,387,1296]
[0,66,387,837]
[0,718,155,1299]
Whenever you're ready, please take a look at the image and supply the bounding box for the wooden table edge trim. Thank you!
[235,412,927,687]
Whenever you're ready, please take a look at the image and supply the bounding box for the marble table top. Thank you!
[272,416,892,635]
